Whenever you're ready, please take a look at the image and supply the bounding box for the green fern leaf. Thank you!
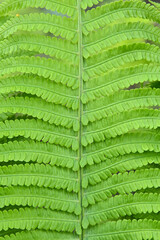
[0,74,79,109]
[82,0,160,34]
[0,34,78,64]
[0,207,81,234]
[0,0,160,239]
[1,230,79,240]
[83,152,160,186]
[0,0,78,18]
[0,13,78,42]
[0,119,78,150]
[0,186,80,215]
[0,140,78,170]
[85,219,160,239]
[83,21,160,58]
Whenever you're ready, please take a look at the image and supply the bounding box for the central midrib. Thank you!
[77,0,84,239]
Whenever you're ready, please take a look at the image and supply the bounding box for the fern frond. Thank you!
[0,13,78,42]
[83,168,160,206]
[0,96,79,131]
[0,119,78,150]
[83,152,160,187]
[0,140,78,171]
[83,22,160,58]
[0,0,159,238]
[83,0,160,34]
[82,109,160,146]
[0,34,78,64]
[1,230,78,240]
[83,43,160,81]
[82,89,160,125]
[83,193,160,228]
[82,64,160,103]
[0,186,80,215]
[0,56,79,89]
[0,0,77,18]
[0,74,79,110]
[0,164,79,192]
[0,163,79,192]
[85,42,160,69]
[85,219,160,239]
[81,131,160,167]
[0,207,81,234]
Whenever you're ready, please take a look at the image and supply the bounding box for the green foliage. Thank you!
[0,0,159,239]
